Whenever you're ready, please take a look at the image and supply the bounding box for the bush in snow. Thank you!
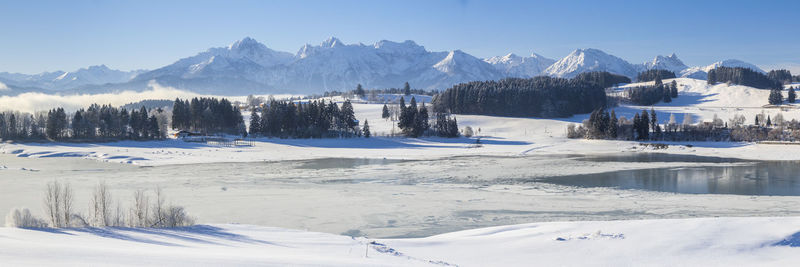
[463,126,474,138]
[5,208,47,228]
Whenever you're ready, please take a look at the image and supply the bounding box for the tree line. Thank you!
[171,98,245,135]
[708,66,781,89]
[248,99,362,138]
[573,71,631,88]
[625,79,679,105]
[571,108,800,142]
[432,76,607,118]
[0,104,167,141]
[637,69,676,82]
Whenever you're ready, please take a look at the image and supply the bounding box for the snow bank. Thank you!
[1,217,799,266]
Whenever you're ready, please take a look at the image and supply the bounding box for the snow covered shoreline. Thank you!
[2,217,799,266]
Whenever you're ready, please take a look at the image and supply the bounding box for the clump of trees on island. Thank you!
[0,105,167,142]
[432,76,607,118]
[569,108,800,142]
[637,69,676,82]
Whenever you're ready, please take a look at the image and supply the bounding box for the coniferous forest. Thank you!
[636,69,676,82]
[573,71,631,88]
[171,98,245,135]
[247,99,359,138]
[0,105,167,141]
[432,76,607,118]
[708,67,781,89]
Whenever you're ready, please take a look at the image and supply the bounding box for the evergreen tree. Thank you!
[403,82,411,96]
[633,113,641,140]
[607,110,618,138]
[788,87,796,103]
[381,104,390,119]
[650,108,658,133]
[363,120,370,138]
[767,115,772,127]
[670,80,678,98]
[640,110,650,140]
[769,88,783,105]
[355,84,365,98]
[249,109,261,135]
[663,87,672,103]
[654,75,663,87]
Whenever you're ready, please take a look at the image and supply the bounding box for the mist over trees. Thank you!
[637,70,676,82]
[432,76,606,118]
[708,67,781,89]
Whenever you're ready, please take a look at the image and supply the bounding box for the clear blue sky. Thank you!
[1,0,799,74]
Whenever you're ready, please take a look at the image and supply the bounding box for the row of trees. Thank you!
[768,69,794,85]
[0,105,166,141]
[248,99,360,138]
[432,76,607,118]
[637,69,676,82]
[573,71,631,88]
[708,67,781,89]
[626,80,679,105]
[171,98,245,135]
[6,180,192,228]
[571,108,800,142]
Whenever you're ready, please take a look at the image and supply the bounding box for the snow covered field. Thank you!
[2,78,799,166]
[3,78,800,265]
[3,217,800,266]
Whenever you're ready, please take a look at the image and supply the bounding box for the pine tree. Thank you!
[650,108,657,133]
[249,109,261,135]
[381,104,390,119]
[607,110,618,138]
[641,110,650,140]
[670,80,678,98]
[767,115,772,127]
[363,120,370,138]
[788,87,796,103]
[663,87,672,103]
[355,84,365,98]
[633,113,641,140]
[403,82,411,96]
[654,75,663,87]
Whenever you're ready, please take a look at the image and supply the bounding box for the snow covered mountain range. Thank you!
[0,37,769,95]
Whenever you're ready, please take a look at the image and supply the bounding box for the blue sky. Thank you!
[1,0,798,74]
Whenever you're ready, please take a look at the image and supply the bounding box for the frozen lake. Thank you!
[2,153,800,238]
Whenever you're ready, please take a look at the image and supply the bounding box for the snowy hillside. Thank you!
[2,218,800,266]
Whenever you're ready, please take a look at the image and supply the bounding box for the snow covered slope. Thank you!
[544,48,639,78]
[2,217,800,266]
[484,53,555,78]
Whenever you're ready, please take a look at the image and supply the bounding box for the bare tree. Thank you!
[44,180,62,227]
[150,187,166,227]
[90,182,112,227]
[129,189,149,227]
[62,183,73,227]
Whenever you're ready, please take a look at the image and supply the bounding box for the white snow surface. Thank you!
[2,217,800,266]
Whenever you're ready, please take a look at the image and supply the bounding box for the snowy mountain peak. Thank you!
[322,36,343,48]
[641,53,688,73]
[545,48,637,78]
[484,52,555,78]
[229,37,262,50]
